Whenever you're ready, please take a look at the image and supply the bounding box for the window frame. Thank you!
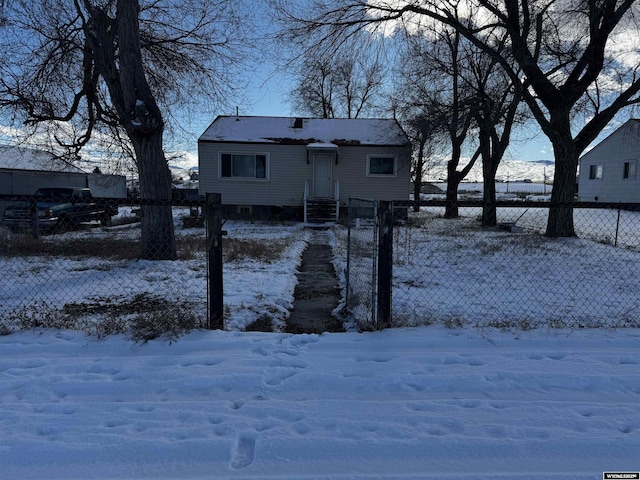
[218,152,269,181]
[623,159,637,180]
[588,164,603,180]
[366,154,397,177]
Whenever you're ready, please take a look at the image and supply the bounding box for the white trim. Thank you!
[218,151,270,181]
[588,163,603,180]
[622,159,637,180]
[366,154,397,177]
[307,142,338,150]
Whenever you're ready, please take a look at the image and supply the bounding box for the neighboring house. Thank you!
[198,116,411,221]
[578,119,640,202]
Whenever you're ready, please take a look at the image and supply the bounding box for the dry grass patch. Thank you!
[3,235,141,259]
[2,293,205,342]
[4,231,286,263]
[224,238,286,263]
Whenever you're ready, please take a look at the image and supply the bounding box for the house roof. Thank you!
[0,145,86,173]
[199,116,410,147]
[580,118,640,162]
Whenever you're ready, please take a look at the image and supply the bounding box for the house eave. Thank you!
[198,138,409,148]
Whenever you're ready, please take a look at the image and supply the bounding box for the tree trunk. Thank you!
[482,163,498,227]
[133,132,177,260]
[117,0,177,259]
[546,131,578,237]
[480,130,498,227]
[444,162,459,219]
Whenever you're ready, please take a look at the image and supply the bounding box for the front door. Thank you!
[313,154,332,198]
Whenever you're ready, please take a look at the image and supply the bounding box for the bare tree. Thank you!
[289,39,386,118]
[459,33,524,226]
[0,0,247,259]
[396,27,481,218]
[401,113,444,212]
[291,57,337,118]
[273,0,640,237]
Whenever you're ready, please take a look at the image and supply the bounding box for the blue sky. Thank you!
[205,71,557,164]
[234,71,635,166]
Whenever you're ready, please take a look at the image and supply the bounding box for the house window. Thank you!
[588,164,603,180]
[623,160,636,179]
[367,155,397,176]
[220,153,268,180]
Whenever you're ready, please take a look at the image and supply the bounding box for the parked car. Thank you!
[2,187,118,233]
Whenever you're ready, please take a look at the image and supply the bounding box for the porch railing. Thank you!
[334,180,340,222]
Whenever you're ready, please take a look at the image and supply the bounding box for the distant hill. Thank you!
[425,158,555,183]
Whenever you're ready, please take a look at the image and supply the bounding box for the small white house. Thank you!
[198,116,411,221]
[578,119,640,202]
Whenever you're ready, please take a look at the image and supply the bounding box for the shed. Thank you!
[198,116,411,221]
[0,145,126,198]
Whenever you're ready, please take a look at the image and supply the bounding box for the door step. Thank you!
[306,199,337,224]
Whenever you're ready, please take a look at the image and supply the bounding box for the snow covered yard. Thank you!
[389,212,640,329]
[1,209,640,478]
[0,216,308,334]
[1,327,639,479]
[3,205,640,333]
[336,208,640,330]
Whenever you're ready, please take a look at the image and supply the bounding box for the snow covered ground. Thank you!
[1,209,640,479]
[1,327,639,479]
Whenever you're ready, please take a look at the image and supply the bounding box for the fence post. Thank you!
[206,193,224,329]
[377,201,393,329]
[615,203,621,247]
[345,198,352,311]
[29,197,40,239]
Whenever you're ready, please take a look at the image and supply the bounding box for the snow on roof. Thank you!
[0,145,86,173]
[199,116,410,147]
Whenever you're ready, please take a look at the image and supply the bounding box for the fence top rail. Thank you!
[394,200,640,210]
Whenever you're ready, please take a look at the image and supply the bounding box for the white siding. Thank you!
[199,143,310,206]
[198,142,411,206]
[579,120,640,202]
[332,146,411,204]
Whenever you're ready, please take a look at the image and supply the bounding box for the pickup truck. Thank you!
[2,187,118,232]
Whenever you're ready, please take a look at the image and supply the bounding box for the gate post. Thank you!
[377,201,393,329]
[206,193,224,329]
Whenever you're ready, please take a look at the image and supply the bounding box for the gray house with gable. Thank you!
[198,116,411,221]
[578,119,640,203]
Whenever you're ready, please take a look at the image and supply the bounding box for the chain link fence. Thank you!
[0,192,210,339]
[4,191,640,336]
[344,198,379,329]
[343,200,640,330]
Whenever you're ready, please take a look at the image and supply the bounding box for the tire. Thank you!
[55,216,72,233]
[100,215,112,227]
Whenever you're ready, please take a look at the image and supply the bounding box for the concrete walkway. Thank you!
[286,229,344,334]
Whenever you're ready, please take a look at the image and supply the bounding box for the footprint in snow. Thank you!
[231,432,256,470]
